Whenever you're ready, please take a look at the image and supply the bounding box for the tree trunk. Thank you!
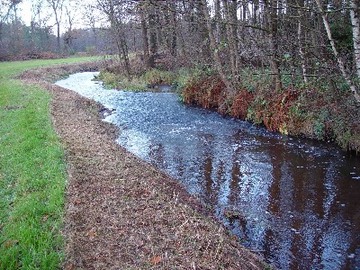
[0,22,3,43]
[200,0,234,94]
[297,2,308,84]
[315,0,360,102]
[298,20,308,84]
[56,19,61,53]
[169,1,177,57]
[106,0,131,77]
[164,1,177,58]
[350,0,360,79]
[148,2,157,68]
[253,0,259,25]
[139,5,150,67]
[47,0,63,53]
[214,0,221,42]
[265,0,282,91]
[222,0,239,80]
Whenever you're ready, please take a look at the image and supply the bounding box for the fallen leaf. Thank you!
[4,240,19,248]
[150,255,162,265]
[86,228,97,240]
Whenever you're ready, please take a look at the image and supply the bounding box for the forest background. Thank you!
[1,0,360,152]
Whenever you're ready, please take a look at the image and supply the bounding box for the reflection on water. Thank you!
[56,72,360,270]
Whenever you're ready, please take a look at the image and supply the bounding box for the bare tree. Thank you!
[47,0,64,53]
[83,3,99,52]
[0,0,22,39]
[0,0,22,58]
[97,0,132,76]
[63,1,79,53]
[165,1,177,57]
[138,1,150,67]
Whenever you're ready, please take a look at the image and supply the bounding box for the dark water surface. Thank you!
[56,72,360,270]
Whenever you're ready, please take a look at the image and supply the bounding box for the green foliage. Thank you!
[331,114,355,150]
[96,71,121,89]
[96,71,147,91]
[313,120,326,139]
[311,109,329,140]
[331,21,353,52]
[141,68,176,85]
[239,68,272,93]
[173,67,207,93]
[246,95,268,124]
[288,99,306,120]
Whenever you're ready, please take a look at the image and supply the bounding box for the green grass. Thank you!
[0,56,97,269]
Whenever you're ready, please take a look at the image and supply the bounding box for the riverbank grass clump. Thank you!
[95,71,147,91]
[97,66,181,92]
[0,57,97,269]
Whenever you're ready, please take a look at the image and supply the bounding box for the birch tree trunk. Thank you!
[222,0,239,80]
[297,4,308,84]
[265,0,282,91]
[350,0,360,79]
[315,0,360,102]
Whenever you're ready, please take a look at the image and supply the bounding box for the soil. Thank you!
[20,63,265,269]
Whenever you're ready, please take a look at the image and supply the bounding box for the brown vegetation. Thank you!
[182,73,360,153]
[183,75,226,110]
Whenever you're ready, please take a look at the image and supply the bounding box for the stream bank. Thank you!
[181,72,360,153]
[21,64,265,269]
[56,71,360,270]
[99,67,360,153]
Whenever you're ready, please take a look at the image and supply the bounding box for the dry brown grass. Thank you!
[21,64,266,270]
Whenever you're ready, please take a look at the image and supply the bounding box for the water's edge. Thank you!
[56,72,360,270]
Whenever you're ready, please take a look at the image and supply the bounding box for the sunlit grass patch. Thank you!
[0,57,95,269]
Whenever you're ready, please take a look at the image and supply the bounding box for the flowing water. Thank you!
[56,72,360,270]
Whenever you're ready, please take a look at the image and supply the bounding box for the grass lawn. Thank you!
[0,56,98,269]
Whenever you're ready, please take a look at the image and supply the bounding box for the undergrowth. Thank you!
[181,68,360,152]
[97,59,360,152]
[97,68,177,92]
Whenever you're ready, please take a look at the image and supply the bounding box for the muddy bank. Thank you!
[18,61,101,83]
[21,64,265,269]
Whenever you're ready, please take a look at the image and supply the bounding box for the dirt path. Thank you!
[22,64,265,269]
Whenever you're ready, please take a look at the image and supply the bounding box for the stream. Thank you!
[56,72,360,270]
